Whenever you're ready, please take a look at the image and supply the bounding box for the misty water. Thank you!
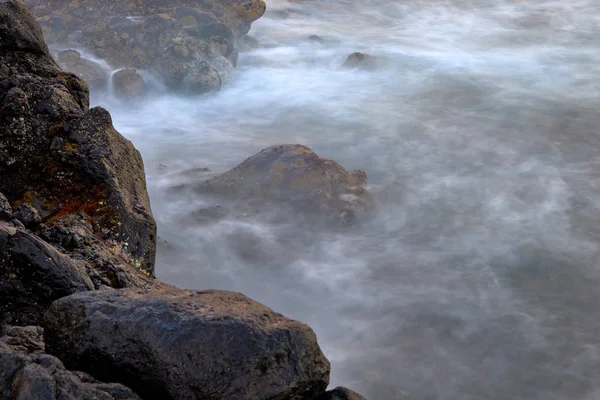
[88,0,600,398]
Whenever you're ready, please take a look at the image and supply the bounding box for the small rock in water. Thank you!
[342,52,379,70]
[198,144,371,225]
[189,205,229,225]
[308,34,325,44]
[112,68,145,100]
[183,62,221,95]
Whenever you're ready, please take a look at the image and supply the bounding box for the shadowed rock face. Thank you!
[0,222,94,325]
[0,325,142,399]
[44,287,331,400]
[0,0,156,277]
[198,144,371,224]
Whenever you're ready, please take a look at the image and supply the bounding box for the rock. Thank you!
[0,0,157,283]
[44,287,331,400]
[198,144,371,224]
[0,222,94,325]
[0,0,48,54]
[189,205,229,225]
[112,68,146,100]
[3,86,29,114]
[342,52,379,70]
[13,203,41,228]
[0,325,142,399]
[56,49,110,90]
[319,387,367,400]
[183,61,222,94]
[308,34,325,44]
[25,0,265,93]
[0,192,12,220]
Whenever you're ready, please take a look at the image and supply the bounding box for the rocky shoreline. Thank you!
[0,1,366,399]
[25,0,266,96]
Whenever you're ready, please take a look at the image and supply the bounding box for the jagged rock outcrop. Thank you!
[0,325,142,399]
[27,0,266,94]
[0,0,157,279]
[44,287,331,400]
[196,144,371,224]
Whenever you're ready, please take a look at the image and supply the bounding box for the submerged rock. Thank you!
[198,144,371,224]
[112,68,146,100]
[342,52,379,70]
[0,325,141,399]
[45,287,331,400]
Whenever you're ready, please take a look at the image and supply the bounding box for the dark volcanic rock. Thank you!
[0,222,94,325]
[13,203,41,228]
[319,387,367,400]
[0,0,48,54]
[198,144,371,224]
[112,68,145,100]
[0,0,156,276]
[44,287,331,400]
[0,325,141,399]
[0,191,12,219]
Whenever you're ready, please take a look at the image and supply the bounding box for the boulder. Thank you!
[0,222,94,326]
[0,325,142,399]
[198,144,371,224]
[44,287,331,400]
[56,49,110,90]
[342,52,379,70]
[319,387,367,400]
[112,68,146,100]
[0,0,157,275]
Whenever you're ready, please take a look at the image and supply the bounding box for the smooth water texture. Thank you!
[92,0,600,398]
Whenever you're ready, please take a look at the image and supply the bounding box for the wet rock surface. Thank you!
[197,144,371,224]
[56,49,110,90]
[27,0,266,94]
[45,287,331,400]
[112,68,146,100]
[0,325,142,399]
